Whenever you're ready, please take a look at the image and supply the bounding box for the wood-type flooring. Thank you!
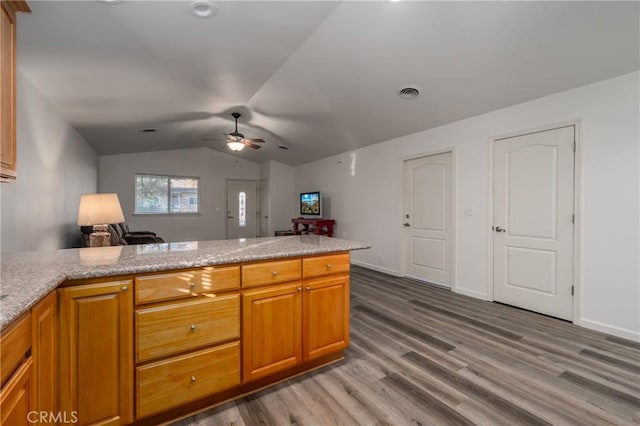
[173,266,640,425]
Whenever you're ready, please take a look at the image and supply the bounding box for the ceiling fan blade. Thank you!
[244,138,265,144]
[245,141,261,149]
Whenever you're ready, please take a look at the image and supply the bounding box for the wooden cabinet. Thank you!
[0,358,33,426]
[59,280,133,426]
[0,0,29,181]
[242,259,301,288]
[303,274,350,362]
[31,291,58,420]
[0,312,31,386]
[242,283,303,382]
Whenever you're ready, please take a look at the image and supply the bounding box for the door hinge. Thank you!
[571,285,574,296]
[572,214,575,224]
[573,141,576,152]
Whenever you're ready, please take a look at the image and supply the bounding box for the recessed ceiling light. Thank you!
[140,128,157,133]
[98,0,123,4]
[398,85,421,99]
[190,1,216,18]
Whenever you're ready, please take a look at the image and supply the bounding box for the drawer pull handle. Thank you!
[272,271,278,276]
[189,282,196,289]
[121,286,128,292]
[191,376,196,383]
[326,264,332,268]
[190,324,196,331]
[305,286,311,291]
[297,287,302,292]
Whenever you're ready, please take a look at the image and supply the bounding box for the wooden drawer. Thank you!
[242,259,301,288]
[136,294,240,362]
[136,342,240,419]
[1,313,31,387]
[303,253,350,279]
[136,265,240,304]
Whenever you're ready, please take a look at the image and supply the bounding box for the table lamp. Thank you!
[77,193,125,247]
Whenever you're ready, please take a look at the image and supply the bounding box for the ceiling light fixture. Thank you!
[189,1,216,18]
[398,85,421,99]
[227,141,245,152]
[98,0,123,4]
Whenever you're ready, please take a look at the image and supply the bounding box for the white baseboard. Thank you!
[350,260,400,277]
[578,318,640,342]
[454,287,489,301]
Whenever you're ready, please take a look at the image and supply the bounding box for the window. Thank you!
[135,174,199,214]
[238,191,246,227]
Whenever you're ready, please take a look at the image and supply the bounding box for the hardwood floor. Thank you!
[172,266,640,425]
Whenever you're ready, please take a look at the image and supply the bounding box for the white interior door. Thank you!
[493,126,574,320]
[227,180,258,239]
[403,152,453,287]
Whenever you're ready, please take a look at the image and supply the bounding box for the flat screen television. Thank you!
[300,191,322,218]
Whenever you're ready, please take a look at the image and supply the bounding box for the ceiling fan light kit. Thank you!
[221,112,266,152]
[227,141,245,152]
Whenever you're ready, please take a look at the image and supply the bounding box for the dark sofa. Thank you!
[80,223,165,247]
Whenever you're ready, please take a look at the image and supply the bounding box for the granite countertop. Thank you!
[0,235,370,330]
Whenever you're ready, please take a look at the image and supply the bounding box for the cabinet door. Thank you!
[59,280,133,426]
[0,2,16,179]
[303,274,350,362]
[31,291,57,421]
[0,358,33,426]
[242,283,302,382]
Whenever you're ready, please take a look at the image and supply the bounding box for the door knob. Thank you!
[495,226,506,233]
[403,223,411,227]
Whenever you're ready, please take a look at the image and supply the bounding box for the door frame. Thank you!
[226,178,259,239]
[487,120,582,324]
[400,148,457,291]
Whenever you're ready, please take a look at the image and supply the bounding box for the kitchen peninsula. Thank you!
[0,235,369,425]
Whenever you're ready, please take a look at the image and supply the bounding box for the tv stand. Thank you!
[292,218,335,237]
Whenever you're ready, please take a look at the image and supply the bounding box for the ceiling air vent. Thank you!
[398,85,421,99]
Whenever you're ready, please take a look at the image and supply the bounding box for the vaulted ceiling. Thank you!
[18,1,639,165]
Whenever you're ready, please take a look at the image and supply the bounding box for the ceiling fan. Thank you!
[203,112,265,152]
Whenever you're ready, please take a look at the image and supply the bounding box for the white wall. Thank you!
[259,160,297,236]
[294,72,640,341]
[0,72,98,252]
[99,148,260,242]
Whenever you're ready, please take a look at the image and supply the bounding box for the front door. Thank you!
[493,125,575,320]
[226,180,258,239]
[403,152,453,287]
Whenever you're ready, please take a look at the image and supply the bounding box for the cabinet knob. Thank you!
[272,271,278,276]
[297,287,302,291]
[191,376,196,383]
[326,264,332,269]
[121,286,128,292]
[189,282,196,289]
[305,286,311,291]
[190,324,196,331]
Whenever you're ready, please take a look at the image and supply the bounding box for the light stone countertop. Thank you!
[0,236,370,330]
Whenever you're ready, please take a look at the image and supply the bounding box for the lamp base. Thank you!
[89,231,111,247]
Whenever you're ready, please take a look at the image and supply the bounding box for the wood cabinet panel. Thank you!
[59,280,133,426]
[242,259,301,288]
[136,294,239,362]
[136,265,240,304]
[302,253,350,279]
[0,357,33,426]
[303,274,350,362]
[31,291,57,420]
[242,283,302,382]
[137,342,240,418]
[0,312,31,387]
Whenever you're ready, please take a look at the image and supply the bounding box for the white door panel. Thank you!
[493,126,574,320]
[403,152,452,287]
[227,180,258,239]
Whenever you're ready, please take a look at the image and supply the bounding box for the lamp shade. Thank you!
[77,193,125,226]
[227,141,245,152]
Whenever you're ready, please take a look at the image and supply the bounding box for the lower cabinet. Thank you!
[136,341,240,418]
[59,280,133,426]
[242,283,303,382]
[31,291,57,422]
[0,357,32,426]
[242,273,350,383]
